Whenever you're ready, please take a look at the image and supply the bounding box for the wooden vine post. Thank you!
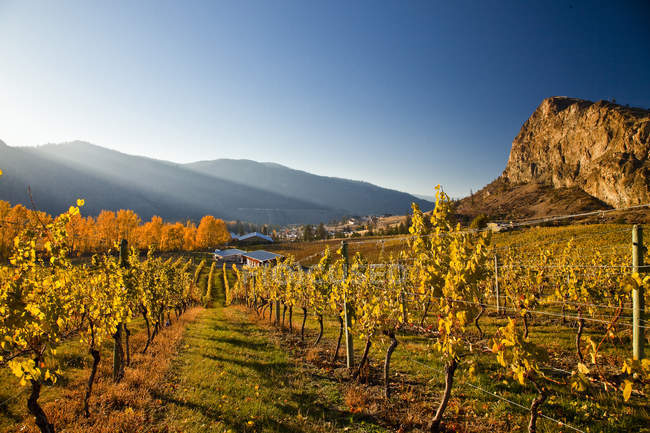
[113,239,128,383]
[341,240,354,368]
[399,262,408,324]
[494,254,501,315]
[632,225,645,360]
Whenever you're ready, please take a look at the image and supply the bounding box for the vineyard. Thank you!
[226,188,649,432]
[0,174,648,432]
[0,183,211,432]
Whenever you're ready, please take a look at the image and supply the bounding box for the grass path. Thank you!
[154,306,388,433]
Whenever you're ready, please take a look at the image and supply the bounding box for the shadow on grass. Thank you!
[154,388,318,433]
[203,353,290,380]
[203,335,271,351]
[154,369,382,433]
[279,389,383,429]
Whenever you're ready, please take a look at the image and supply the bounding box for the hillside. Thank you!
[0,141,433,224]
[185,159,431,217]
[457,97,650,222]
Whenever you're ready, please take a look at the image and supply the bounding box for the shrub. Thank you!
[469,214,488,230]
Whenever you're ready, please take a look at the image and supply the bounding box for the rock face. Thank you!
[502,96,650,207]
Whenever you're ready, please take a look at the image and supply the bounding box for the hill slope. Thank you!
[0,141,432,224]
[457,97,650,221]
[185,159,431,217]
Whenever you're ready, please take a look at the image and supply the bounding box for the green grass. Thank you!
[183,250,648,432]
[153,306,389,433]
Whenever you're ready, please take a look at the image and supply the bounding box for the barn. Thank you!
[232,232,273,245]
[241,250,283,267]
[213,248,246,263]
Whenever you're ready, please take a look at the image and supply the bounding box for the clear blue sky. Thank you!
[1,1,648,198]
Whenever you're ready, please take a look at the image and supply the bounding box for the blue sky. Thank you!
[1,1,648,198]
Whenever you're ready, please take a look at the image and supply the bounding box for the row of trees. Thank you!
[302,215,413,241]
[227,220,277,237]
[0,200,231,259]
[302,223,330,241]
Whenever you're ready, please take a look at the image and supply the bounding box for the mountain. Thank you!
[413,193,437,202]
[503,97,650,207]
[0,141,433,224]
[456,97,650,222]
[185,159,431,217]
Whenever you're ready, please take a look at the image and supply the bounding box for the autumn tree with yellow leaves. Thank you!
[195,215,231,249]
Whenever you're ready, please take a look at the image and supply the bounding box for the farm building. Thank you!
[213,248,247,263]
[241,250,283,267]
[486,222,514,233]
[231,232,273,245]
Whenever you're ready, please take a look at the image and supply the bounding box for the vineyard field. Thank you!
[265,223,649,266]
[3,297,646,432]
[223,194,649,432]
[1,190,648,433]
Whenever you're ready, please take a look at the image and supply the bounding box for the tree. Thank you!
[409,185,490,431]
[142,216,163,250]
[183,221,197,251]
[116,210,141,247]
[469,214,488,230]
[303,225,314,242]
[316,223,328,240]
[1,202,84,433]
[195,215,230,249]
[161,222,185,251]
[96,210,118,250]
[0,200,12,259]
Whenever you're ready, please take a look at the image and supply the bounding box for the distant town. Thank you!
[227,213,413,243]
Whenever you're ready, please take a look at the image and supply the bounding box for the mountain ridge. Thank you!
[0,140,433,224]
[185,158,428,217]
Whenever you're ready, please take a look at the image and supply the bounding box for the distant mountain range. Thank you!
[0,140,433,225]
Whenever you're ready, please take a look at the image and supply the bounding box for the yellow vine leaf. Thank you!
[622,380,633,402]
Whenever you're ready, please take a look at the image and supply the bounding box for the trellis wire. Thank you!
[408,358,588,433]
[464,382,588,433]
[402,293,647,328]
[489,294,636,313]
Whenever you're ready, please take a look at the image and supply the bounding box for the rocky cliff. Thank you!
[502,96,650,207]
[456,97,650,222]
